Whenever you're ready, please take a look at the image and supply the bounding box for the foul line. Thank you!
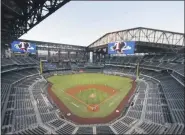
[52,86,64,93]
[109,102,114,107]
[109,95,120,107]
[71,102,79,108]
[65,91,89,107]
[65,90,119,109]
[64,97,70,100]
[92,92,118,109]
[98,92,118,106]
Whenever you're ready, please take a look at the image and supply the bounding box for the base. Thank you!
[87,104,99,112]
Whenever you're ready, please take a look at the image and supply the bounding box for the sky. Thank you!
[20,1,184,46]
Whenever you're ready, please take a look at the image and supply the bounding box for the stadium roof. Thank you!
[88,27,184,48]
[1,0,70,45]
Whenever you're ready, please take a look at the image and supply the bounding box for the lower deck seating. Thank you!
[15,126,48,135]
[1,71,40,134]
[76,127,93,134]
[40,113,58,123]
[129,129,143,134]
[49,119,65,128]
[163,124,184,134]
[15,115,37,131]
[104,66,184,134]
[112,121,130,134]
[126,110,142,119]
[145,112,164,124]
[120,116,136,126]
[96,126,115,134]
[138,122,163,134]
[1,83,11,111]
[56,124,76,134]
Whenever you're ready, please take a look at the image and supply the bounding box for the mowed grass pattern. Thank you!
[76,89,109,105]
[48,73,132,118]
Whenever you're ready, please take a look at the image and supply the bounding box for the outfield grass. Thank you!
[47,73,132,118]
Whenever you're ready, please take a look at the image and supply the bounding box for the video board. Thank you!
[108,41,135,55]
[11,41,36,54]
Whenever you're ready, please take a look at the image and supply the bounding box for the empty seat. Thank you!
[96,126,114,134]
[76,127,93,134]
[56,124,75,134]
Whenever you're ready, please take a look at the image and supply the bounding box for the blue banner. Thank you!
[11,41,36,54]
[43,63,57,70]
[108,41,135,54]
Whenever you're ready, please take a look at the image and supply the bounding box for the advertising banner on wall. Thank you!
[43,63,57,70]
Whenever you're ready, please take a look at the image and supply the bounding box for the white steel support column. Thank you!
[90,51,93,63]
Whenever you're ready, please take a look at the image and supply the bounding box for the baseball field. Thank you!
[47,73,133,118]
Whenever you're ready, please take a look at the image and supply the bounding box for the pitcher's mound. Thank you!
[89,93,96,98]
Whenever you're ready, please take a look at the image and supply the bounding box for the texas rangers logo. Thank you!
[110,41,131,54]
[14,42,35,52]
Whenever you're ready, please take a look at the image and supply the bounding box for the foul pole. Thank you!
[40,59,47,74]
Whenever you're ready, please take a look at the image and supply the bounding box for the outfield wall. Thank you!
[47,76,137,124]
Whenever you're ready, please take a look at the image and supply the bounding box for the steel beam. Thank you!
[88,27,184,48]
[2,0,70,44]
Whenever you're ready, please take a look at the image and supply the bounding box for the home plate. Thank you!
[67,113,71,116]
[116,110,119,113]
